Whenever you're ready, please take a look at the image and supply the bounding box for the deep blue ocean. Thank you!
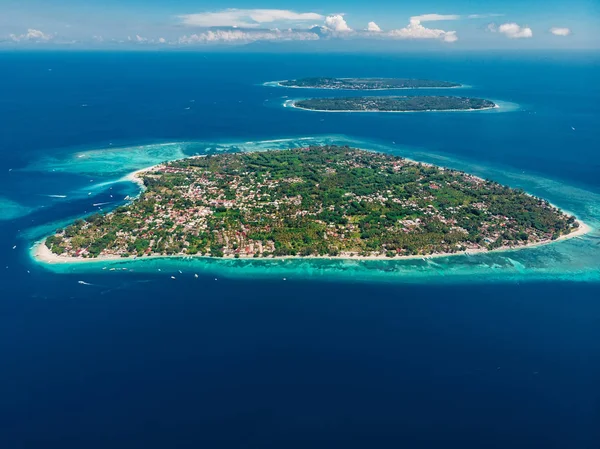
[1,51,599,448]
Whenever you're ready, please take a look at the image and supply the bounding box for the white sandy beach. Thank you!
[33,218,592,265]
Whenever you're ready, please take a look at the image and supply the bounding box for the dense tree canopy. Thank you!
[294,96,495,112]
[46,146,576,259]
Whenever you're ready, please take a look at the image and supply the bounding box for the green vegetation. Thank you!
[45,146,577,260]
[279,78,461,90]
[294,96,496,112]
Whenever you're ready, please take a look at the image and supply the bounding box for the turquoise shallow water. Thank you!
[25,135,600,283]
[0,196,33,221]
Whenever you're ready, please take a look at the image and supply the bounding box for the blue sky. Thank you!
[1,0,598,49]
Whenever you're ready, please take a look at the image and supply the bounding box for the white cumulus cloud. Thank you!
[468,13,504,19]
[9,29,54,42]
[389,19,458,43]
[125,34,170,45]
[497,22,533,39]
[411,14,461,22]
[324,15,352,32]
[366,22,382,32]
[179,9,322,28]
[178,29,319,44]
[550,27,571,36]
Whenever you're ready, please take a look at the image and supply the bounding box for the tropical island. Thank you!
[277,77,461,90]
[39,146,583,262]
[291,96,496,112]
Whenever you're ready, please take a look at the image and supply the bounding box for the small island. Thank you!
[278,78,461,90]
[292,96,496,112]
[41,146,582,262]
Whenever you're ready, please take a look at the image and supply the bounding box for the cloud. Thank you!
[468,13,504,19]
[6,11,522,48]
[178,29,319,44]
[408,13,505,22]
[366,22,381,32]
[124,34,170,45]
[179,9,322,28]
[497,22,533,39]
[411,14,460,22]
[324,15,352,32]
[389,19,458,43]
[9,29,54,42]
[550,27,571,36]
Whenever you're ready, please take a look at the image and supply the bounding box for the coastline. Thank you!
[285,100,499,113]
[33,218,592,266]
[123,167,149,190]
